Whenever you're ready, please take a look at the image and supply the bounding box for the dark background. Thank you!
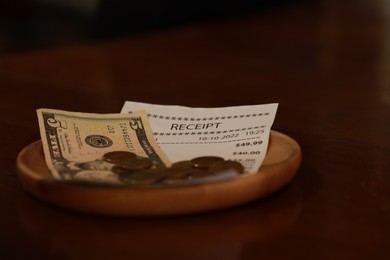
[0,0,298,54]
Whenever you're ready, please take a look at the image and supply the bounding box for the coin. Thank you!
[117,157,153,171]
[190,156,225,168]
[103,151,137,163]
[163,167,192,180]
[112,155,245,186]
[209,160,244,174]
[120,169,165,185]
[171,160,192,169]
[111,165,134,175]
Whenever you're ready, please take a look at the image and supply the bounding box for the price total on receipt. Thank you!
[121,101,278,173]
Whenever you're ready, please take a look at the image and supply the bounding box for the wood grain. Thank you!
[1,0,390,258]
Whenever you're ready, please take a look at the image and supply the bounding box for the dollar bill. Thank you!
[36,108,171,183]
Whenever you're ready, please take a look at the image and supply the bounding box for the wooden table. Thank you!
[1,1,389,259]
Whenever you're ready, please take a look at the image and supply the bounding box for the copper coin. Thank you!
[209,160,244,174]
[120,169,165,185]
[191,156,225,169]
[171,160,192,169]
[117,157,153,171]
[163,167,192,180]
[111,165,134,175]
[103,151,137,163]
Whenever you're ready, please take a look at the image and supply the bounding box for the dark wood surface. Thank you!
[1,0,389,259]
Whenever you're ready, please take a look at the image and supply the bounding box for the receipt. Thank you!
[121,101,278,173]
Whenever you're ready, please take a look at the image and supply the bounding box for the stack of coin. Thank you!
[103,151,244,187]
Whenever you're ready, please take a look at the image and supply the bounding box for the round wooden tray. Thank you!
[16,130,301,216]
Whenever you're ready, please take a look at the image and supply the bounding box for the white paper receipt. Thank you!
[121,101,278,173]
